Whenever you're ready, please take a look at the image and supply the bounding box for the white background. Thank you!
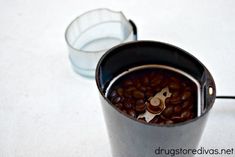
[0,0,235,156]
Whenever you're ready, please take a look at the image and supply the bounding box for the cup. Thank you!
[65,8,137,78]
[95,41,216,157]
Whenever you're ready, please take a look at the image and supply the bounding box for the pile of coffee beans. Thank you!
[106,68,197,124]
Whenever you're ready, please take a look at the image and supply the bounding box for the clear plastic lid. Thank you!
[65,8,137,78]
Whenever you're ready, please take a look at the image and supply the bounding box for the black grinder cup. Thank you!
[95,41,216,157]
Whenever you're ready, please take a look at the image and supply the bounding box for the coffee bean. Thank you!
[171,116,184,123]
[123,99,134,109]
[135,104,146,113]
[160,114,167,120]
[169,81,180,90]
[155,87,162,93]
[124,80,133,86]
[110,90,117,98]
[146,90,154,98]
[121,109,127,114]
[174,105,182,114]
[188,104,194,111]
[113,96,121,104]
[150,77,162,87]
[171,91,180,97]
[136,82,142,89]
[142,76,149,85]
[117,88,124,96]
[182,100,191,109]
[139,86,147,92]
[135,100,146,113]
[189,112,194,119]
[184,86,192,92]
[160,80,169,89]
[182,91,191,100]
[115,103,123,109]
[181,111,191,119]
[162,106,173,118]
[124,103,132,109]
[149,115,159,123]
[165,120,174,124]
[165,98,171,106]
[126,86,136,92]
[133,90,145,99]
[133,80,141,88]
[127,109,136,117]
[170,77,177,81]
[124,91,132,98]
[136,99,144,104]
[170,96,182,105]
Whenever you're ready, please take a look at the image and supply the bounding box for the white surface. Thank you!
[0,0,235,156]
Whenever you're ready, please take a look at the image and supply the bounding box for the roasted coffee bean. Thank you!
[162,106,173,118]
[182,100,191,109]
[142,76,149,85]
[135,104,146,113]
[123,99,134,109]
[124,91,132,98]
[181,110,191,119]
[158,87,165,93]
[110,90,117,98]
[169,77,178,82]
[165,120,174,124]
[117,88,124,96]
[169,81,180,90]
[124,102,132,109]
[171,91,181,98]
[150,76,163,87]
[160,115,167,120]
[135,100,146,113]
[113,96,122,104]
[127,109,136,117]
[124,80,133,86]
[115,103,123,109]
[171,116,184,123]
[189,112,194,119]
[149,115,160,123]
[169,91,182,104]
[146,90,154,98]
[182,91,191,100]
[165,98,171,106]
[136,99,145,105]
[160,80,169,89]
[184,86,192,92]
[133,90,145,99]
[121,109,127,114]
[149,72,156,79]
[126,86,136,92]
[136,82,142,89]
[170,96,182,105]
[174,105,182,114]
[139,86,147,92]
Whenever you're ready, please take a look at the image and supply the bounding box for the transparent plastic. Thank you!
[65,8,137,78]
